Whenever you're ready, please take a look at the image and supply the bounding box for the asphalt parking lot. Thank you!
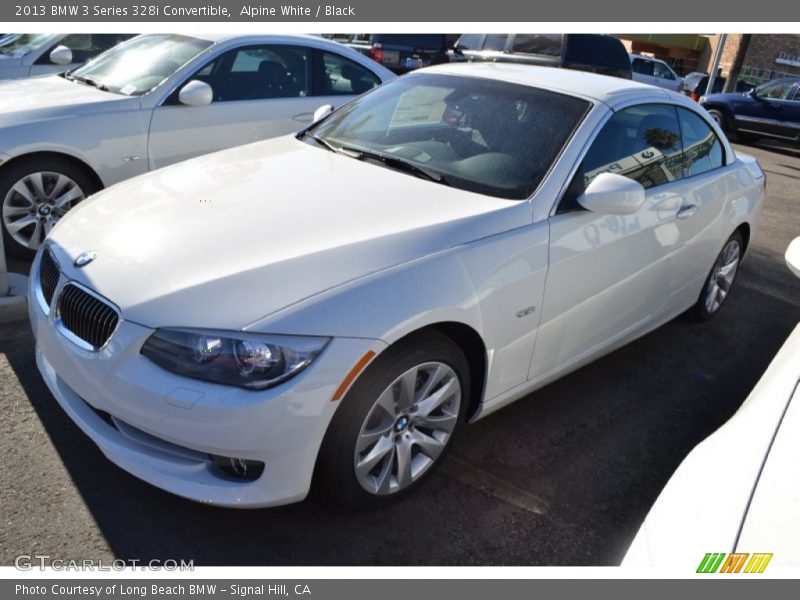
[1,140,799,567]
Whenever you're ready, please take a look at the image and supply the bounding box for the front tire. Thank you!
[1,157,97,258]
[315,331,470,509]
[687,231,744,321]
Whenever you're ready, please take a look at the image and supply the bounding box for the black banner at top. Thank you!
[2,0,799,22]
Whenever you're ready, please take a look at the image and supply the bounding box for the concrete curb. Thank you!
[0,272,28,323]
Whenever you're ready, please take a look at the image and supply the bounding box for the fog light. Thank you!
[209,454,265,481]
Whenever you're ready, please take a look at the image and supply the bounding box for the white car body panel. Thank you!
[623,323,800,569]
[29,64,766,507]
[0,34,395,187]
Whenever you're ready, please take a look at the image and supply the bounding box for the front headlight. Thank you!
[141,329,330,390]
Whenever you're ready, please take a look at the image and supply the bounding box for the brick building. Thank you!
[618,34,800,90]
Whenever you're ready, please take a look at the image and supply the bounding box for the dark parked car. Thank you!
[678,71,726,101]
[451,34,632,79]
[336,34,449,73]
[700,77,800,144]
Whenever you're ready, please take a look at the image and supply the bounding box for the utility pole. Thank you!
[706,34,727,96]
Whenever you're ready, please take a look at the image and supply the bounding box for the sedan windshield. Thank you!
[68,34,211,96]
[0,34,52,57]
[305,73,590,199]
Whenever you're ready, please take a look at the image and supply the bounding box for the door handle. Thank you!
[676,204,699,219]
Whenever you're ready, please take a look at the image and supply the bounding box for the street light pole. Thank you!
[706,34,727,96]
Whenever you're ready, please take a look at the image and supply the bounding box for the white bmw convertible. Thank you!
[29,64,765,508]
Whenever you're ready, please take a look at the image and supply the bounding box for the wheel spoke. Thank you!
[356,425,392,454]
[415,411,458,434]
[415,376,457,418]
[410,429,445,459]
[355,435,394,478]
[705,282,720,312]
[395,438,413,489]
[28,220,43,249]
[2,204,34,218]
[396,368,418,410]
[415,364,446,401]
[5,215,36,235]
[50,174,70,199]
[10,181,35,204]
[53,185,83,209]
[27,173,46,201]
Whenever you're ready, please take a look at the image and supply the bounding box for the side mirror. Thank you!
[577,173,645,216]
[313,104,334,123]
[49,45,73,66]
[786,237,800,279]
[178,80,213,107]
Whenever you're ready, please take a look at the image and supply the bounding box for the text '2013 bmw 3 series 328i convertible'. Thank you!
[29,63,765,509]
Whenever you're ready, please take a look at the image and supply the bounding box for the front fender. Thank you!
[247,220,551,402]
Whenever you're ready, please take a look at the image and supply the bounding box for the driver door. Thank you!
[734,79,796,138]
[529,104,684,380]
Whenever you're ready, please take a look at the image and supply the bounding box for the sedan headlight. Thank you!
[141,329,330,390]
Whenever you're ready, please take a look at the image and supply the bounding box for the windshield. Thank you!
[68,34,211,96]
[0,34,52,57]
[305,73,590,200]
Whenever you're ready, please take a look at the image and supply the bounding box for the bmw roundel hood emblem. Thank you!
[74,250,97,268]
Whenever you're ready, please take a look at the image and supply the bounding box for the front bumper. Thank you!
[28,253,384,508]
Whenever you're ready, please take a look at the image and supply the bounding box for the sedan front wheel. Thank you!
[1,157,96,258]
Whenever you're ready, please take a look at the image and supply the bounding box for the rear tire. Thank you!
[687,231,744,322]
[708,109,727,131]
[315,331,470,509]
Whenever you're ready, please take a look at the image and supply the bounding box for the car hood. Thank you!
[0,75,124,120]
[47,136,528,331]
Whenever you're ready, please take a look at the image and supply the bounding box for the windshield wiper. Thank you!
[347,148,450,186]
[300,131,360,158]
[71,74,109,91]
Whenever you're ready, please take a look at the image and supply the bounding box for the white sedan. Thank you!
[0,33,394,256]
[28,64,765,509]
[624,238,800,571]
[0,34,134,80]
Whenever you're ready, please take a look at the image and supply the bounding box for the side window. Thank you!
[654,61,675,80]
[456,34,482,52]
[483,34,508,52]
[511,34,562,56]
[316,52,380,96]
[190,45,311,102]
[677,108,724,178]
[583,104,683,190]
[632,58,654,76]
[755,79,794,99]
[37,34,130,64]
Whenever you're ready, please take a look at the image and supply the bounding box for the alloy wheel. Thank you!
[354,361,461,495]
[705,238,741,314]
[2,171,85,250]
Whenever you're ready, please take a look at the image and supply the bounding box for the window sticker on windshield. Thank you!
[390,86,450,127]
[120,84,137,95]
